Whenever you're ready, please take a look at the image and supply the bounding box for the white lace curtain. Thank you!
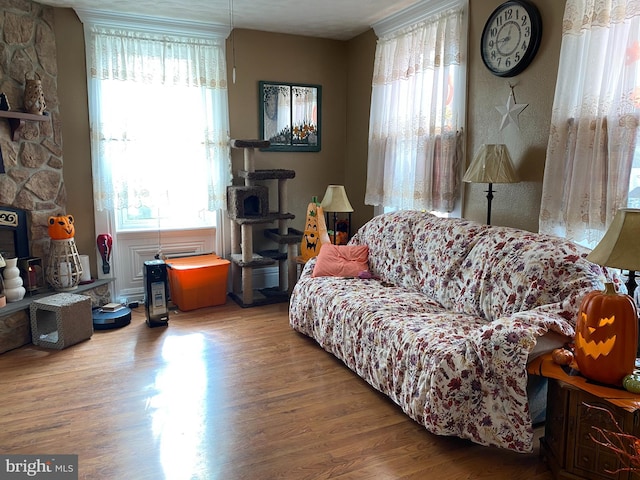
[365,6,465,212]
[539,0,640,246]
[85,25,231,214]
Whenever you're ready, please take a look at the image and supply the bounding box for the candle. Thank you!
[79,255,91,282]
[27,266,37,290]
[59,262,72,288]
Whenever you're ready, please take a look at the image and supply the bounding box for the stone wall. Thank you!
[0,0,65,261]
[0,0,75,354]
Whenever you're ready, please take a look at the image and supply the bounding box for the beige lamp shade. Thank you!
[463,144,519,184]
[587,208,640,271]
[320,185,353,212]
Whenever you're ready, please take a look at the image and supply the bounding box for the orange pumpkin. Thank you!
[574,282,638,386]
[48,214,75,240]
[300,197,329,261]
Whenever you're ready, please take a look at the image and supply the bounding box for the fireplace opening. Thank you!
[0,207,30,259]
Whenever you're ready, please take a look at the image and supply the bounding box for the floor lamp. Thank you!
[320,185,354,245]
[463,144,519,225]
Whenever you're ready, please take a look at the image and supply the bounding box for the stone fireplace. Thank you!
[0,0,96,354]
[0,207,30,259]
[1,1,66,259]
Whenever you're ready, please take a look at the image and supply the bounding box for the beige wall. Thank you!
[54,8,95,275]
[55,0,568,249]
[226,29,348,235]
[346,30,377,232]
[465,0,565,231]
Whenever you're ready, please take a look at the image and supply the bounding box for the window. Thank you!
[366,0,467,215]
[78,12,232,233]
[539,1,640,246]
[102,80,219,231]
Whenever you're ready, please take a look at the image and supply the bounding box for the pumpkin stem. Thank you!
[604,282,618,295]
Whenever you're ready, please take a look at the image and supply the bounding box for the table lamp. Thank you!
[583,208,640,362]
[463,144,519,225]
[320,185,353,245]
[586,208,640,300]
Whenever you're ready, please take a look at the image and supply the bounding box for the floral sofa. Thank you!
[289,210,617,453]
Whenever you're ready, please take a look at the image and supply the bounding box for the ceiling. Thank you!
[37,0,424,40]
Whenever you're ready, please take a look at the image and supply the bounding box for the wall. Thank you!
[226,29,348,236]
[53,0,569,257]
[465,0,566,232]
[53,8,95,272]
[346,30,376,232]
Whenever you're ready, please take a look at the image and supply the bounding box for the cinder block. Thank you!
[30,293,93,349]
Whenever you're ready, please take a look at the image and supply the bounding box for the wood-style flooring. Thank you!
[0,301,552,479]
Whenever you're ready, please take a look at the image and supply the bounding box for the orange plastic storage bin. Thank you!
[165,254,230,311]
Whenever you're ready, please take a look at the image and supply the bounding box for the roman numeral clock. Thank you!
[481,0,542,77]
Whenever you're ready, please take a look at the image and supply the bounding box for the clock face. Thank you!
[481,0,542,77]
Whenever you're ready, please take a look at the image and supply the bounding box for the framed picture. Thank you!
[259,81,321,152]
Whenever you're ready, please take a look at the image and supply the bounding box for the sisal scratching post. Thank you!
[243,147,254,177]
[241,223,254,304]
[278,179,287,215]
[230,221,242,295]
[242,267,253,305]
[230,139,269,179]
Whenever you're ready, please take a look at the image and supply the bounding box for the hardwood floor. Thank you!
[0,301,553,479]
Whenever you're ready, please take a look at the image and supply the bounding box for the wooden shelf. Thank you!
[0,110,50,141]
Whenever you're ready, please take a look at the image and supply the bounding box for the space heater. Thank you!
[143,259,169,327]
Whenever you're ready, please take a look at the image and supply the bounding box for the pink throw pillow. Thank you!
[312,244,369,278]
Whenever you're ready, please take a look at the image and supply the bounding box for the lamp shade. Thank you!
[587,208,640,271]
[320,185,353,213]
[463,144,519,184]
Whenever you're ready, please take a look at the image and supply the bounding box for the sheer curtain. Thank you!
[539,0,640,246]
[84,23,231,227]
[366,4,466,213]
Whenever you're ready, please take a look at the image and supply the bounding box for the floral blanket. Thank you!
[289,211,616,453]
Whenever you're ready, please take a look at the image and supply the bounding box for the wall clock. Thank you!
[481,0,542,77]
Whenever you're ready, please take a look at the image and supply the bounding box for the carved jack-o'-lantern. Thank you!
[48,215,76,240]
[300,198,329,261]
[574,282,638,386]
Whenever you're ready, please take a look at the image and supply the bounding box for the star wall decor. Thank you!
[496,87,528,131]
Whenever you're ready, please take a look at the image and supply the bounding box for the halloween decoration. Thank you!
[97,233,113,274]
[48,215,75,240]
[623,374,640,394]
[47,214,83,291]
[551,347,574,366]
[300,197,329,261]
[574,282,638,386]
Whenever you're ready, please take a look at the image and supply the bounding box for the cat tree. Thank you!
[227,139,302,307]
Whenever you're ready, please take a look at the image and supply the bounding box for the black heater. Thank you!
[143,259,169,327]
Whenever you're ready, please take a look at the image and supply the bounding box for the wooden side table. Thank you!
[529,355,640,480]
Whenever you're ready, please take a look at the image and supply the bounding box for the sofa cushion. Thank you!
[449,226,606,321]
[312,244,369,278]
[411,214,490,309]
[349,210,422,290]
